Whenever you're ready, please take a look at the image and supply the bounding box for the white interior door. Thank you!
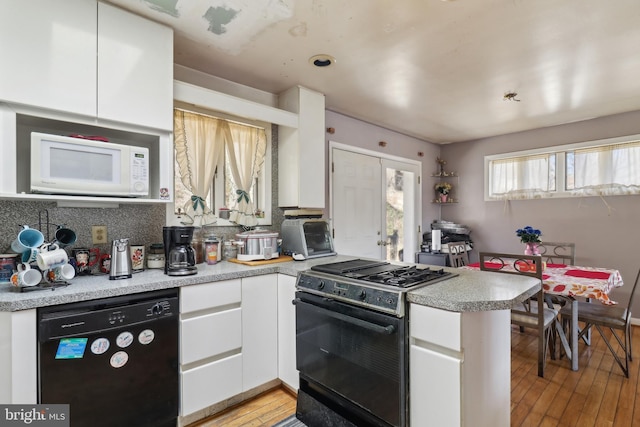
[331,146,421,262]
[332,148,382,259]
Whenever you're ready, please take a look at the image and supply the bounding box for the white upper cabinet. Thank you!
[97,2,173,130]
[0,0,173,131]
[278,86,326,208]
[0,0,97,116]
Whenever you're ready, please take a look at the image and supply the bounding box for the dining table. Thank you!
[463,261,624,371]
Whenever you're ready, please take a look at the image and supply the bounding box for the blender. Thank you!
[163,226,197,276]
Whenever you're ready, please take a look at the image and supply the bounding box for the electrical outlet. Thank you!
[92,225,107,244]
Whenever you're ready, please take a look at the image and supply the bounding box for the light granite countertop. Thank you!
[0,255,538,312]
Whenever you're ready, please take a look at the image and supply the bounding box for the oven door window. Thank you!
[295,295,404,426]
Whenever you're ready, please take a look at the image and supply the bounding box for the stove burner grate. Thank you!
[357,265,452,288]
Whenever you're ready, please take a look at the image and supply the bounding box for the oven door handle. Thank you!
[293,298,396,335]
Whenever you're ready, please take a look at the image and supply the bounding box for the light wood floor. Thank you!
[190,325,640,427]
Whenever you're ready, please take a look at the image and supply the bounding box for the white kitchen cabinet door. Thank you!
[410,344,462,427]
[97,2,173,130]
[278,86,326,208]
[241,275,278,391]
[409,304,511,427]
[180,279,241,314]
[180,353,243,416]
[181,308,242,366]
[0,310,37,404]
[180,280,243,416]
[277,274,299,390]
[0,0,97,116]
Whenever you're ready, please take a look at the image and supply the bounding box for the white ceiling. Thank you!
[105,0,640,144]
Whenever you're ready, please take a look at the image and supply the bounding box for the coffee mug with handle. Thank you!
[10,262,42,287]
[52,226,77,248]
[21,247,40,264]
[36,243,69,271]
[10,226,45,254]
[45,263,76,282]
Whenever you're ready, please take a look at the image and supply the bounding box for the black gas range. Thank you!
[296,258,456,317]
[294,259,456,427]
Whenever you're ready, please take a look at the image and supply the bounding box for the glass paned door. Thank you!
[382,159,419,263]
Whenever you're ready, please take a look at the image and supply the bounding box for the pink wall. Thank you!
[440,110,640,306]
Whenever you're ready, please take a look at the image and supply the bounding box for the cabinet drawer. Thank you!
[181,279,241,314]
[410,344,461,426]
[410,304,461,351]
[181,308,241,365]
[180,353,242,416]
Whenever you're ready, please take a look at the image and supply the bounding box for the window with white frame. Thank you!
[485,134,640,200]
[173,104,272,226]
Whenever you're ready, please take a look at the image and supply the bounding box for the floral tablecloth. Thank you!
[465,262,624,305]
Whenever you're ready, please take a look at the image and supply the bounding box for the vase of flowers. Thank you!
[434,182,452,203]
[516,226,542,255]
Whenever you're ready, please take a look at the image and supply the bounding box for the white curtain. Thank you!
[571,141,640,196]
[174,109,225,225]
[224,121,267,226]
[490,154,555,200]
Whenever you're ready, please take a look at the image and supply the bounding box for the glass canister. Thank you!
[223,241,237,260]
[147,243,165,269]
[192,227,205,264]
[205,238,220,265]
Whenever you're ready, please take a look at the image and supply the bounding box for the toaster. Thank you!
[280,219,337,259]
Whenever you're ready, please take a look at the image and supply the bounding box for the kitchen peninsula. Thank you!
[0,256,538,427]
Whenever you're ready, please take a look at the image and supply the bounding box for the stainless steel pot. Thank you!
[235,229,279,260]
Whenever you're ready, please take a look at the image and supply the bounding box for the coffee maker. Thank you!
[163,226,197,276]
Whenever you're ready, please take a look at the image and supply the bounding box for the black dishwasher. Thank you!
[38,289,179,427]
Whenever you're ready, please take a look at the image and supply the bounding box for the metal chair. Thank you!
[560,268,639,378]
[538,242,576,265]
[448,241,470,267]
[479,252,562,377]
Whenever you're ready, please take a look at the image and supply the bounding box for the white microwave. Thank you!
[30,132,149,197]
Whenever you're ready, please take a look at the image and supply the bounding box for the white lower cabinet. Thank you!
[409,304,511,427]
[277,274,299,390]
[241,275,278,391]
[180,275,280,417]
[180,279,243,416]
[181,353,243,416]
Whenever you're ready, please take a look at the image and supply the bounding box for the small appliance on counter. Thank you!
[281,212,336,260]
[421,220,473,253]
[234,228,279,261]
[109,238,132,280]
[163,226,197,276]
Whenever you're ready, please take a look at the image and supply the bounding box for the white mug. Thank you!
[10,263,42,287]
[46,263,76,282]
[36,243,69,271]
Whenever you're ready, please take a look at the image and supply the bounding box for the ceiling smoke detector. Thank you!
[309,54,336,68]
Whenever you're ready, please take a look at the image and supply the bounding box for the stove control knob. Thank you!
[359,290,367,300]
[318,281,325,290]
